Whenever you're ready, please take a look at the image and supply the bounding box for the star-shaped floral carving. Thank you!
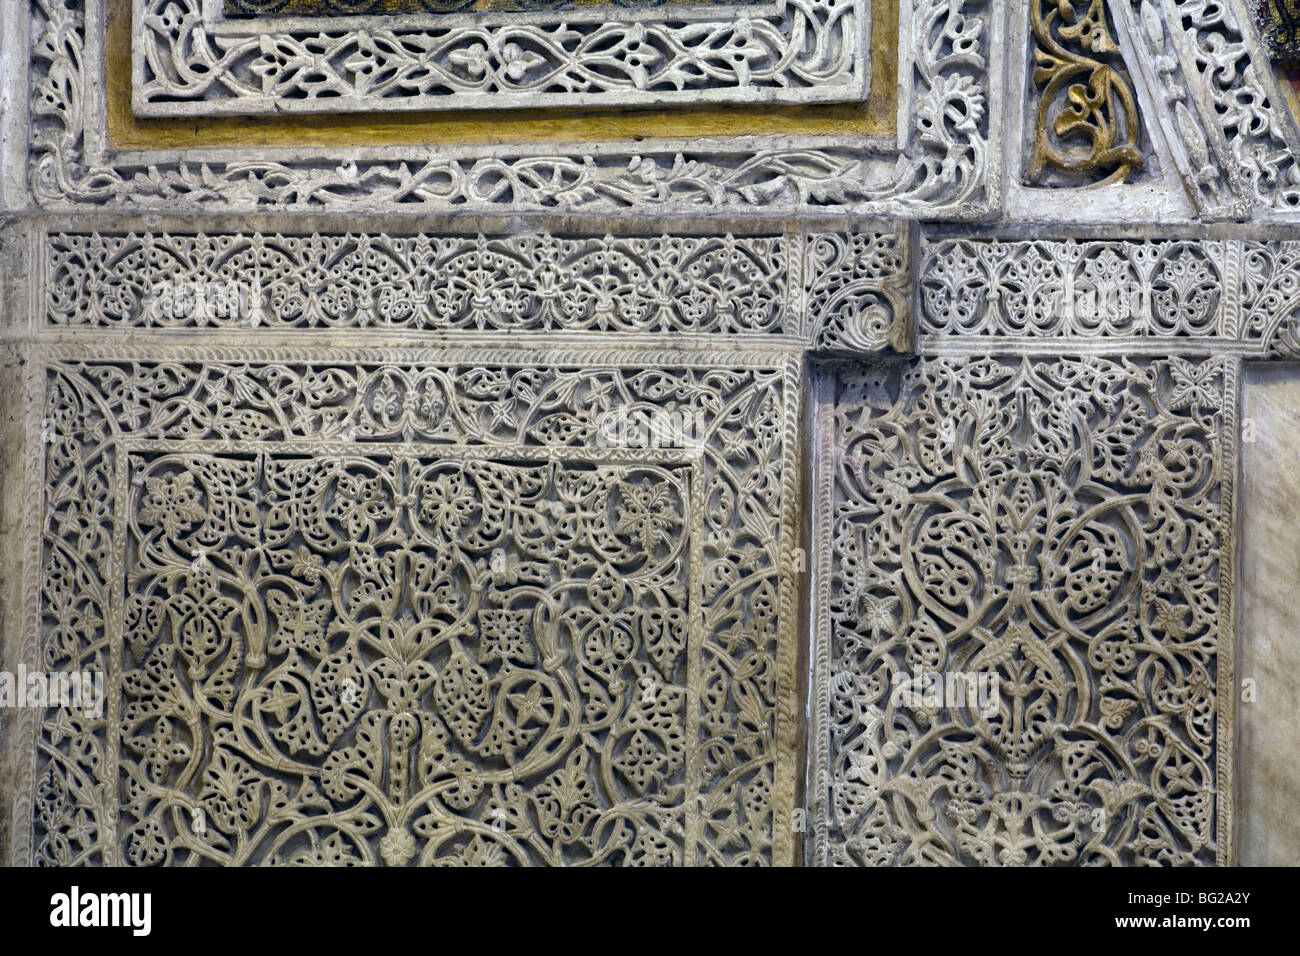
[1166,357,1221,412]
[139,471,206,538]
[509,684,550,727]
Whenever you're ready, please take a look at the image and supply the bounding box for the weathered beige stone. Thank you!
[1237,366,1300,866]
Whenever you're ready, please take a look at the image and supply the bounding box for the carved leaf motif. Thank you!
[816,357,1230,866]
[1029,0,1145,186]
[434,643,493,748]
[37,359,789,866]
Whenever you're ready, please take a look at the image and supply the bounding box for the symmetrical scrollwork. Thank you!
[121,453,692,865]
[1029,0,1145,186]
[920,236,1300,356]
[27,0,997,214]
[38,229,914,346]
[137,0,867,115]
[30,356,801,865]
[43,233,791,334]
[811,356,1236,866]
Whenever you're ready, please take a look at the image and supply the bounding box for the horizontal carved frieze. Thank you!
[37,229,912,352]
[134,0,869,115]
[921,237,1300,356]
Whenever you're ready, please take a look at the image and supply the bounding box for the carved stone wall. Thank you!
[3,0,1300,867]
[3,221,907,867]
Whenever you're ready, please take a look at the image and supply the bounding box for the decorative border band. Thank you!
[134,0,869,115]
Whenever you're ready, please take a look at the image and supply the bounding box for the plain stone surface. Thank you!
[1238,365,1300,866]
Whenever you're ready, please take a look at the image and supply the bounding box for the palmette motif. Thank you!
[44,233,790,333]
[808,232,913,353]
[139,0,865,114]
[919,237,1300,356]
[33,360,799,865]
[813,357,1234,865]
[36,229,914,349]
[28,0,995,213]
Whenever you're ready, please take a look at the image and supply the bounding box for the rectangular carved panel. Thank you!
[18,351,803,865]
[28,0,996,216]
[810,356,1237,865]
[134,0,872,115]
[920,237,1300,358]
[43,233,794,334]
[223,0,762,13]
[37,229,911,350]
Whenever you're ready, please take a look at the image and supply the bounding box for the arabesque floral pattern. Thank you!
[32,358,798,865]
[813,356,1234,866]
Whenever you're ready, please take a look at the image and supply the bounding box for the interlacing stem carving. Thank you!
[30,357,800,866]
[1030,0,1145,186]
[814,356,1234,866]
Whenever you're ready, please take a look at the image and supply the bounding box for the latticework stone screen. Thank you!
[3,0,1300,869]
[811,356,1236,866]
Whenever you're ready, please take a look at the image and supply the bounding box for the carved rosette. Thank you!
[30,354,804,865]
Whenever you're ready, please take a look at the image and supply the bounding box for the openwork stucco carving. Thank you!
[1113,0,1300,217]
[9,0,1300,871]
[810,356,1237,866]
[1106,1,1245,218]
[807,231,913,353]
[135,0,870,115]
[222,0,749,12]
[920,236,1300,356]
[38,229,912,349]
[19,348,804,866]
[27,0,998,215]
[45,233,791,333]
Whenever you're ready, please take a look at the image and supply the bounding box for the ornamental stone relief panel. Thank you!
[8,0,1300,872]
[10,0,1300,220]
[136,0,874,116]
[11,222,1300,867]
[9,0,998,216]
[0,221,922,866]
[1027,0,1147,188]
[13,349,805,866]
[1115,0,1300,218]
[920,236,1300,356]
[37,229,911,347]
[810,356,1237,866]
